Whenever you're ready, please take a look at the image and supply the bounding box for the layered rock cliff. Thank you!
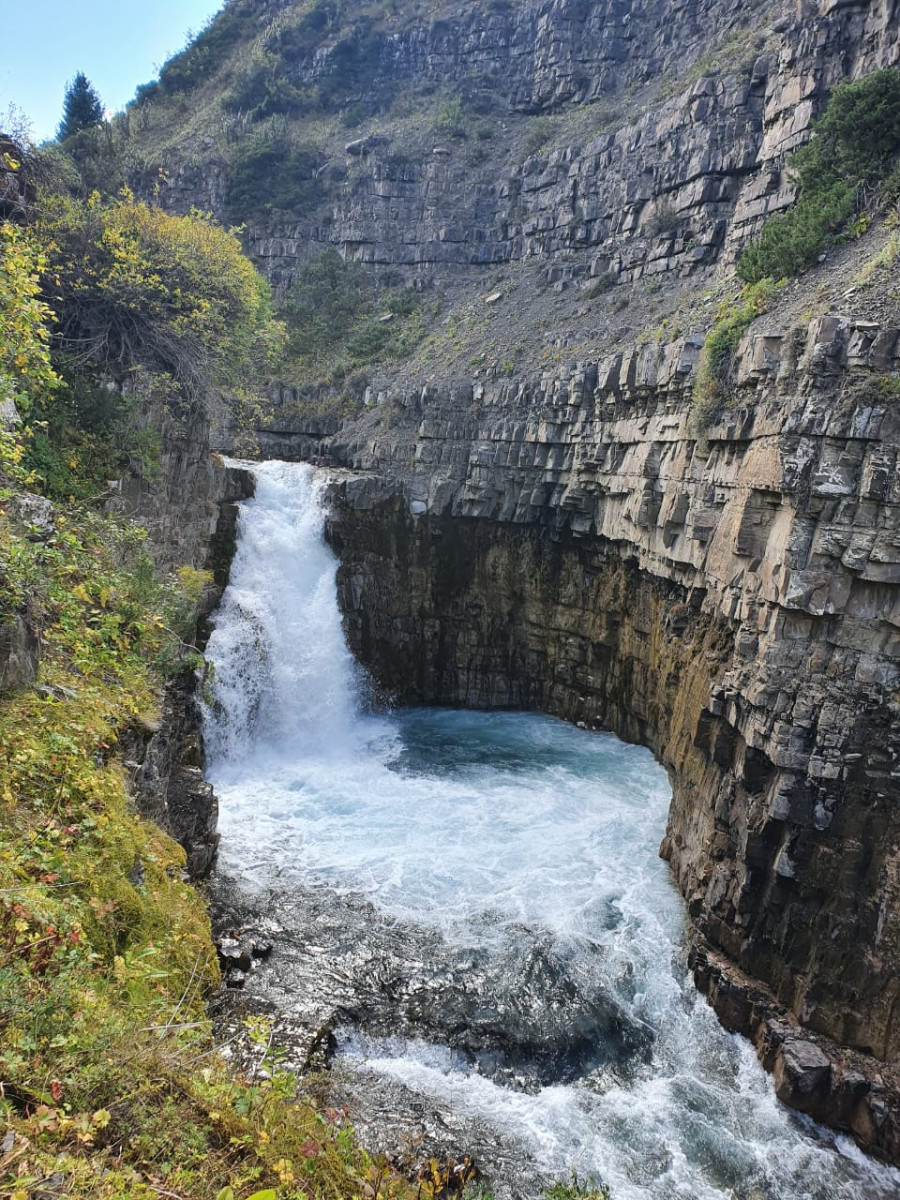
[110,398,254,874]
[146,0,899,304]
[123,0,900,1159]
[309,298,900,1156]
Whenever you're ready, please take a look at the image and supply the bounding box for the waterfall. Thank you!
[203,461,363,768]
[202,461,900,1200]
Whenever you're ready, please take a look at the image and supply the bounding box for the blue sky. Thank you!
[2,1,226,143]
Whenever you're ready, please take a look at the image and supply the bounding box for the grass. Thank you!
[851,230,900,288]
[543,1173,610,1200]
[0,484,422,1200]
[689,277,780,448]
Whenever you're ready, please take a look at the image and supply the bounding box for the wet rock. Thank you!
[168,767,220,879]
[691,939,900,1162]
[217,937,252,973]
[315,293,900,1161]
[211,881,562,1199]
[773,1036,832,1108]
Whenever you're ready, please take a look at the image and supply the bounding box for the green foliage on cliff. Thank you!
[738,67,900,283]
[690,278,779,445]
[0,224,60,415]
[36,189,282,395]
[0,145,424,1200]
[227,120,324,224]
[0,492,422,1200]
[280,248,430,392]
[13,187,284,497]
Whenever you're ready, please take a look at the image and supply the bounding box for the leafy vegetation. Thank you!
[689,278,780,444]
[280,248,432,392]
[0,223,60,413]
[226,121,324,225]
[223,50,312,122]
[433,98,468,141]
[13,187,284,492]
[0,141,426,1199]
[543,1172,610,1200]
[738,66,900,283]
[36,189,281,397]
[523,117,552,157]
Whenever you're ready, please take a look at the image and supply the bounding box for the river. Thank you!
[203,460,900,1200]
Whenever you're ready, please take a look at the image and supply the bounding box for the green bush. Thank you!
[524,116,552,156]
[157,4,254,97]
[738,182,853,283]
[227,122,324,223]
[37,189,282,394]
[690,278,779,441]
[738,66,900,282]
[544,1172,610,1200]
[434,97,468,140]
[223,51,311,120]
[279,248,427,385]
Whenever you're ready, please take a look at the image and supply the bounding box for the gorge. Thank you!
[3,0,900,1193]
[143,0,900,1178]
[203,461,900,1199]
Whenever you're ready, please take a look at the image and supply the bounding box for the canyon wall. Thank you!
[315,307,900,1155]
[153,0,900,295]
[111,399,253,874]
[132,0,900,1157]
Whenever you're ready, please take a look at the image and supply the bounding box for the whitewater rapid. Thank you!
[203,460,900,1200]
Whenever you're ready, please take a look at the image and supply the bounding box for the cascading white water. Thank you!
[204,461,900,1200]
[203,462,367,768]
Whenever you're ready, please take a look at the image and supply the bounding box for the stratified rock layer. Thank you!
[153,0,900,293]
[314,311,900,1155]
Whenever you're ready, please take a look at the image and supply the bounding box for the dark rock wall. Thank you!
[319,310,900,1084]
[112,400,254,874]
[110,403,248,574]
[153,0,900,290]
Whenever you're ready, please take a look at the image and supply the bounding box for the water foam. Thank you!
[204,460,900,1200]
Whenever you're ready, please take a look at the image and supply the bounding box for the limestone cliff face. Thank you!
[139,0,900,1154]
[314,308,900,1154]
[109,397,253,874]
[108,403,241,575]
[152,0,899,293]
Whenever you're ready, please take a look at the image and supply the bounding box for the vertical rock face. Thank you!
[137,0,900,1150]
[109,403,247,574]
[150,0,899,292]
[313,310,900,1150]
[110,399,254,874]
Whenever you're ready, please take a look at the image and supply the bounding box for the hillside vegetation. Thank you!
[0,142,424,1200]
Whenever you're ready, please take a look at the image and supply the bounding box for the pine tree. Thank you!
[58,73,104,141]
